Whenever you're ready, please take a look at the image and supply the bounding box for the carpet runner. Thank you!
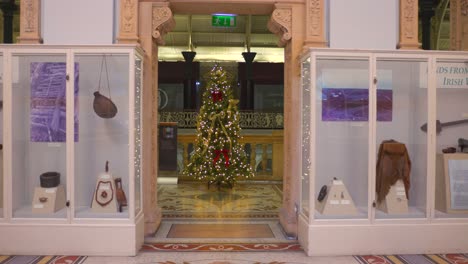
[142,243,302,252]
[354,254,468,264]
[0,255,87,264]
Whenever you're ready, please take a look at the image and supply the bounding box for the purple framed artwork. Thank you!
[322,88,392,122]
[30,62,79,142]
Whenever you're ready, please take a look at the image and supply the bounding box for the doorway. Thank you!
[152,13,288,242]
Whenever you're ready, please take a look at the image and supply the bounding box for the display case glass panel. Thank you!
[134,56,142,215]
[74,53,130,219]
[435,59,468,219]
[301,58,311,217]
[12,54,68,219]
[0,54,3,218]
[375,59,428,219]
[314,57,369,219]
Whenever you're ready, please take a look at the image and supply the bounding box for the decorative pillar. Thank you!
[18,0,41,44]
[450,0,468,50]
[398,0,421,49]
[118,0,139,44]
[268,3,305,238]
[304,0,327,48]
[140,1,174,235]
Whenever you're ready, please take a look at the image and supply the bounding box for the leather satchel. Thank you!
[376,140,411,203]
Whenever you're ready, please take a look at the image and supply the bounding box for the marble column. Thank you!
[18,0,41,44]
[268,2,305,238]
[139,1,175,235]
[398,0,421,49]
[118,0,139,44]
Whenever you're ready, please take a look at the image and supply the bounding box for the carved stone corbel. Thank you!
[117,0,139,44]
[152,4,175,45]
[397,0,421,49]
[18,0,42,44]
[268,7,292,47]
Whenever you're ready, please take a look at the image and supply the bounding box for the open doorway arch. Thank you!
[128,0,318,238]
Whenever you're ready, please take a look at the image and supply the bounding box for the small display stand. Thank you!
[377,179,408,214]
[316,179,358,215]
[436,153,468,214]
[32,185,66,213]
[91,162,118,213]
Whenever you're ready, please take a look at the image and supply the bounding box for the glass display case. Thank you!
[435,59,468,219]
[0,45,144,255]
[375,58,428,219]
[314,56,370,219]
[299,48,468,256]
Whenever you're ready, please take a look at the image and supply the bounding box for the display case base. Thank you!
[299,215,468,256]
[0,213,144,256]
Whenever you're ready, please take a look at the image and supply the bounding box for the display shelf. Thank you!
[315,206,367,220]
[0,45,144,256]
[435,211,468,218]
[375,206,426,219]
[13,206,67,219]
[75,206,129,219]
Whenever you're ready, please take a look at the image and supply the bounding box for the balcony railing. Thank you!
[159,111,284,129]
[175,130,283,181]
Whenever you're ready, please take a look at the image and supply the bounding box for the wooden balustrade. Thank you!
[175,130,283,181]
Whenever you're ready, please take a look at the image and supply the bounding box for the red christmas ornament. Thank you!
[213,149,230,167]
[211,91,223,102]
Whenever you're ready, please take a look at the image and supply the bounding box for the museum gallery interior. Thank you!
[0,0,467,261]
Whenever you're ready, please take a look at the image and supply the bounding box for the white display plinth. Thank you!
[377,180,408,214]
[91,173,118,213]
[32,185,66,214]
[316,180,358,216]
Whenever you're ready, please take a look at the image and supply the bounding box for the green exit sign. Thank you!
[212,15,237,27]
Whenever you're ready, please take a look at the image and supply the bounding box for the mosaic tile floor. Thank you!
[158,183,282,219]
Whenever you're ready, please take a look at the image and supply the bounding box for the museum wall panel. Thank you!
[42,0,114,44]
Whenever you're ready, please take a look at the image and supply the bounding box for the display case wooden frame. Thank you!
[299,48,468,256]
[0,45,144,256]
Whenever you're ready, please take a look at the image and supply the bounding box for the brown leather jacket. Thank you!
[376,140,411,203]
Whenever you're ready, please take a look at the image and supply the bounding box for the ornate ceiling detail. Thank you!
[461,0,468,15]
[18,0,41,43]
[309,0,321,36]
[268,7,292,47]
[403,0,416,38]
[23,0,35,32]
[122,0,137,33]
[152,6,175,45]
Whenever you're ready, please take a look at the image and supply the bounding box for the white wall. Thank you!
[42,0,114,44]
[329,0,398,49]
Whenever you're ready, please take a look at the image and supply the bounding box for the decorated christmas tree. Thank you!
[184,65,254,189]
